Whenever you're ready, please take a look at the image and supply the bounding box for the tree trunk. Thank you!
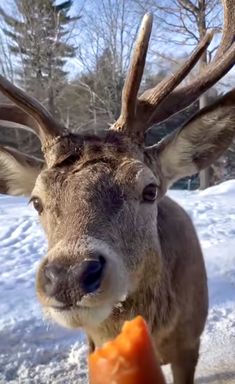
[199,93,210,189]
[48,86,56,117]
[198,0,210,190]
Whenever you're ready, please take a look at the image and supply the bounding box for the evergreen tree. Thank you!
[0,0,79,116]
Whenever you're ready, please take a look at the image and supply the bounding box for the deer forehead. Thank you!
[34,160,156,198]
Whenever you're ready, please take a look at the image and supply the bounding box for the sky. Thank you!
[0,0,234,91]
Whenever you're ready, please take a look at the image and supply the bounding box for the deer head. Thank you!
[0,1,235,331]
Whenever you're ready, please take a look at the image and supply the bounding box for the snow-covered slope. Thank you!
[0,181,235,383]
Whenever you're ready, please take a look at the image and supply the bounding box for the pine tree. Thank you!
[0,0,79,116]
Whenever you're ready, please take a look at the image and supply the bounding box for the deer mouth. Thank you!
[45,292,128,329]
[46,301,112,328]
[50,293,127,313]
[51,304,74,311]
[50,302,94,312]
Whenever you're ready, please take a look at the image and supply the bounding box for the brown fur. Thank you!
[27,132,207,384]
[0,123,229,384]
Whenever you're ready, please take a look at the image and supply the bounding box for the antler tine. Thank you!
[138,31,213,125]
[137,0,235,130]
[112,14,215,142]
[0,74,67,147]
[214,0,235,60]
[0,104,41,137]
[111,13,153,136]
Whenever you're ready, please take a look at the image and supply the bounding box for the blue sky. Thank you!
[0,0,234,90]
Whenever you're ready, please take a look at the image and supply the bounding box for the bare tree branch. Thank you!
[178,0,199,15]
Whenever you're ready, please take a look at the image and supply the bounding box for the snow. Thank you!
[0,181,235,383]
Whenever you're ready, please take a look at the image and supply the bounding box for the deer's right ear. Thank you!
[0,146,43,196]
[145,89,235,188]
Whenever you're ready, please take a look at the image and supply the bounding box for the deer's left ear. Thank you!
[0,146,43,196]
[145,89,235,188]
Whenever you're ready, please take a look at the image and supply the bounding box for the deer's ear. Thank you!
[145,89,235,188]
[0,146,43,196]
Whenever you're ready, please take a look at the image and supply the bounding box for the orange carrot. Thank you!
[88,316,166,384]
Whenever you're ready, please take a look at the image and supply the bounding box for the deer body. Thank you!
[0,3,235,383]
[33,133,207,384]
[85,194,208,366]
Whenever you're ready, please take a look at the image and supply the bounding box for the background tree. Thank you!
[0,0,79,117]
[68,0,141,131]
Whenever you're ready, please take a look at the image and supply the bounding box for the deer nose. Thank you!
[42,255,106,304]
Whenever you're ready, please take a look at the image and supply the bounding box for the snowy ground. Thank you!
[0,181,235,383]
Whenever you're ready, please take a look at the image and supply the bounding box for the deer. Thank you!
[0,1,235,382]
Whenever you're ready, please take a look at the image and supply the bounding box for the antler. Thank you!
[213,0,234,60]
[112,0,235,141]
[0,75,70,166]
[112,13,153,135]
[0,75,66,143]
[0,1,233,156]
[0,104,41,137]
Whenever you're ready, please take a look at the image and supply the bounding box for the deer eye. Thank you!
[30,196,43,214]
[142,183,157,202]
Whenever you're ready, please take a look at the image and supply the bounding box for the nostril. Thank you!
[44,264,66,283]
[80,255,106,294]
[43,263,67,297]
[44,265,57,283]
